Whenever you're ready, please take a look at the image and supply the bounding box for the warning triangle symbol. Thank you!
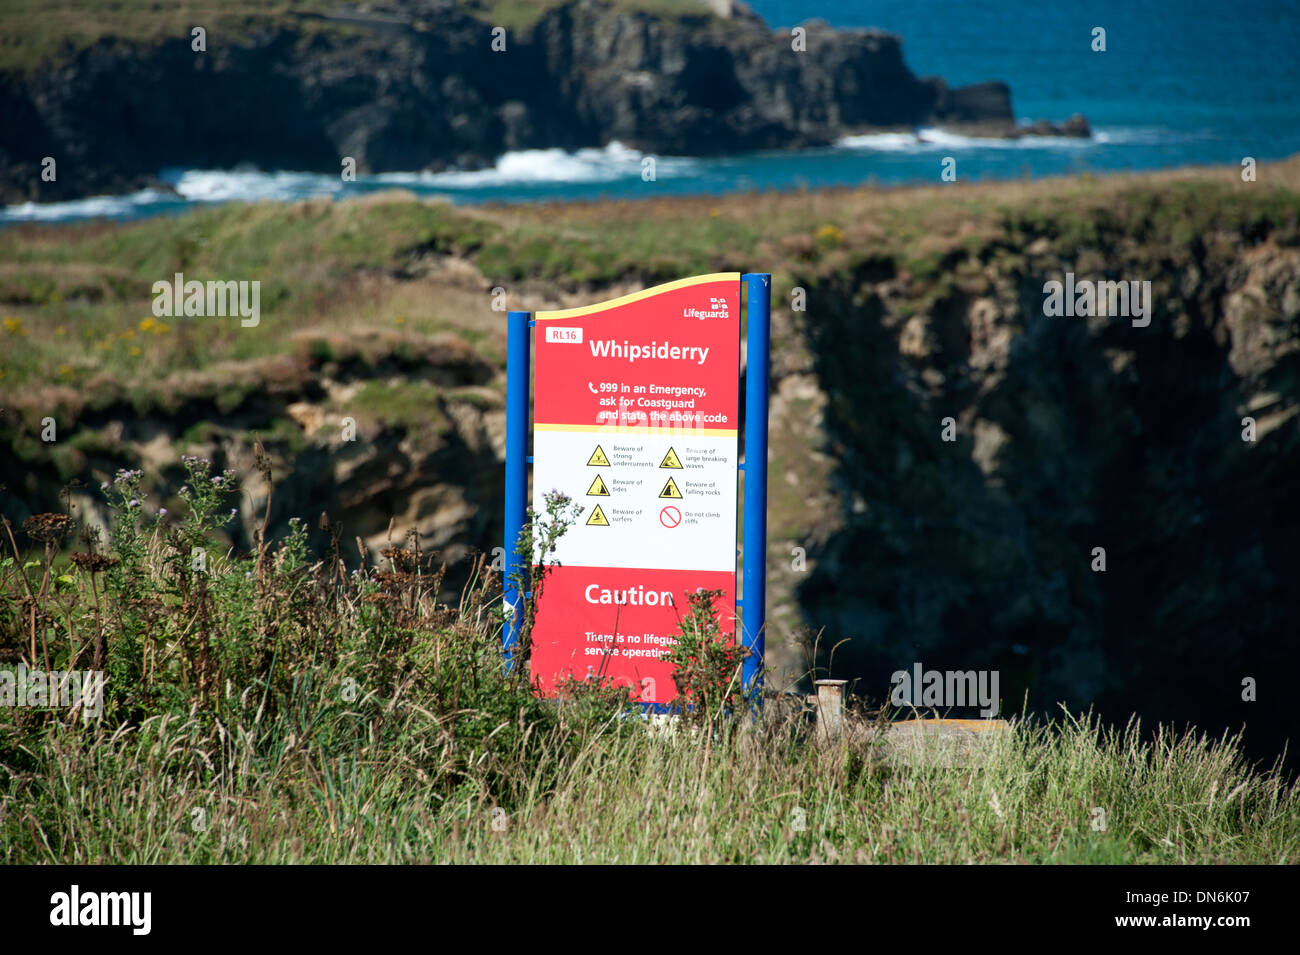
[586,474,610,496]
[659,447,683,469]
[658,477,683,499]
[587,445,610,467]
[586,504,610,526]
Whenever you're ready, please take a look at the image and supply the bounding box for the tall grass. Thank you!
[2,461,1297,863]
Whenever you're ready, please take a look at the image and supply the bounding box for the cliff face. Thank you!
[767,187,1300,765]
[0,0,1041,205]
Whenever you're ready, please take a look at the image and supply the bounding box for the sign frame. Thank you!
[502,273,770,706]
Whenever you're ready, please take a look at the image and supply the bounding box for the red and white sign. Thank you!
[530,273,740,703]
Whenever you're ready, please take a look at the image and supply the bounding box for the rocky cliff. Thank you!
[0,0,1084,205]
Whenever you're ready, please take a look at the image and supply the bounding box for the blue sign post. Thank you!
[503,273,771,704]
[741,273,771,700]
[502,308,531,660]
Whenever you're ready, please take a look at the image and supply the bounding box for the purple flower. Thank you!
[159,507,167,516]
[128,498,138,507]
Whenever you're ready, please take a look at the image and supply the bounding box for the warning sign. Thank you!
[530,273,741,703]
[659,447,683,469]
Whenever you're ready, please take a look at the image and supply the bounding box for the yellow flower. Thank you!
[2,316,24,335]
[119,328,136,339]
[55,326,66,337]
[814,224,846,247]
[58,364,73,378]
[709,207,720,217]
[139,317,157,331]
[128,346,142,357]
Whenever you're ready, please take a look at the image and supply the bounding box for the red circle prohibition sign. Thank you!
[659,506,682,528]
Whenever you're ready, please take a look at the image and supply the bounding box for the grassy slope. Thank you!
[0,0,716,73]
[5,159,1298,396]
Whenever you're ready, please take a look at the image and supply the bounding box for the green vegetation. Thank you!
[0,0,723,73]
[2,461,1296,863]
[0,1,360,73]
[5,161,1298,397]
[464,0,715,31]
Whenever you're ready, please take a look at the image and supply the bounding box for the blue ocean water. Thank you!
[4,0,1297,223]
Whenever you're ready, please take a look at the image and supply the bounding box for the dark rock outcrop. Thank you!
[0,0,1085,205]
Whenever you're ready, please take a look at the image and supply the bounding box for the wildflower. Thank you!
[139,318,156,331]
[2,316,24,335]
[128,499,139,507]
[159,507,167,516]
[814,223,846,248]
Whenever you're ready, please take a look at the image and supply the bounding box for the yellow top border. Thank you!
[534,272,741,321]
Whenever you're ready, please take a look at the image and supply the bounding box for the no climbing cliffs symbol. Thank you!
[659,447,683,469]
[659,477,683,499]
[586,474,610,496]
[587,445,610,467]
[586,504,609,526]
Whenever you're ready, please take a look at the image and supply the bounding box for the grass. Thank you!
[0,0,726,73]
[8,671,1297,863]
[465,0,719,31]
[0,1,357,73]
[7,158,1295,399]
[1,461,1297,864]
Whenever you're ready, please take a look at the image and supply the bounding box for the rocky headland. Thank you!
[0,0,1088,205]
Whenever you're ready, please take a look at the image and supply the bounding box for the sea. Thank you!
[4,0,1298,224]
